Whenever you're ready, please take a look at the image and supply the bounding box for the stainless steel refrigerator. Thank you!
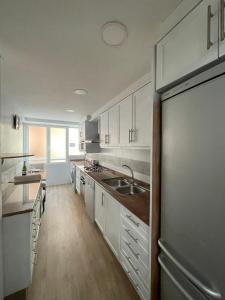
[159,62,225,300]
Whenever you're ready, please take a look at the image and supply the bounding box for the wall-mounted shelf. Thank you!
[1,154,34,165]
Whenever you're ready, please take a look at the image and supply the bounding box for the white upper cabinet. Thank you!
[100,111,109,147]
[219,0,225,57]
[119,95,133,146]
[156,0,218,90]
[108,105,119,146]
[131,83,153,147]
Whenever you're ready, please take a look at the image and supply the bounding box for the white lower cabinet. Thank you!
[75,166,80,194]
[3,187,42,297]
[105,193,120,257]
[95,184,106,233]
[95,184,120,256]
[94,183,150,300]
[120,206,150,300]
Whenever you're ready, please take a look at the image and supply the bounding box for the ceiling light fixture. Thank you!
[73,89,88,95]
[65,109,75,113]
[102,21,128,46]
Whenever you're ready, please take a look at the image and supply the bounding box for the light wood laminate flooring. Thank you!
[27,184,139,300]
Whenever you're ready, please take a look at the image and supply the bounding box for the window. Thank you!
[25,125,80,165]
[50,127,66,162]
[28,126,47,163]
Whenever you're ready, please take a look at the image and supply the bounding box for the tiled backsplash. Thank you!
[87,148,151,183]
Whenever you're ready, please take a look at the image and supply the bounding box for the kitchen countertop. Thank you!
[2,182,41,218]
[77,165,150,225]
[70,160,85,167]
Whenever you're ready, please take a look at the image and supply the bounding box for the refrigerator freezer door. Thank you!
[159,254,208,300]
[160,74,225,299]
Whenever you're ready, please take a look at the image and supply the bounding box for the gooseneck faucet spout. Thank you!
[122,164,134,185]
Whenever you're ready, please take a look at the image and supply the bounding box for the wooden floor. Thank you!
[27,184,139,300]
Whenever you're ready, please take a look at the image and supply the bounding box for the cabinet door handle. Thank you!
[129,129,131,143]
[221,0,225,41]
[101,193,104,206]
[125,228,138,243]
[126,214,140,227]
[207,5,214,49]
[124,253,139,274]
[125,240,140,259]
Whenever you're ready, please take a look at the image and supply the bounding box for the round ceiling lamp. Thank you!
[73,89,88,95]
[102,21,128,46]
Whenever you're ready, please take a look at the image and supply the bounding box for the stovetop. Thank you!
[84,165,104,173]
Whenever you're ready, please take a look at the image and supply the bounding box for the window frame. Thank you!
[24,123,80,164]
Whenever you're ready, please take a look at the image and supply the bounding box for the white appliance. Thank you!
[84,175,95,222]
[159,61,225,299]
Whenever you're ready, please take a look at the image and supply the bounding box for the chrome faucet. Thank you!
[122,164,134,186]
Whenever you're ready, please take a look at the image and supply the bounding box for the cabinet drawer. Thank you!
[121,251,150,300]
[121,216,149,252]
[121,241,149,289]
[121,206,149,240]
[121,232,149,268]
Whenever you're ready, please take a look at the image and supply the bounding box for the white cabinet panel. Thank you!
[100,111,109,147]
[219,0,225,57]
[132,83,153,147]
[105,194,120,257]
[94,184,105,234]
[119,95,133,146]
[156,0,218,90]
[108,105,119,146]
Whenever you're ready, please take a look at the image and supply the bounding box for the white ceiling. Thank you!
[0,0,181,122]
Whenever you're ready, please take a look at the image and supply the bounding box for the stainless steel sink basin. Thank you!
[116,185,146,195]
[102,177,129,188]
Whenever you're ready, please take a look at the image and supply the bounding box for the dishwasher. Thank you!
[84,175,95,222]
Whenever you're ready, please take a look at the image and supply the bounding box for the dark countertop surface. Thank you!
[2,182,41,218]
[77,165,150,225]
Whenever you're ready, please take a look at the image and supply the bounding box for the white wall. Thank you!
[0,56,24,299]
[0,56,4,300]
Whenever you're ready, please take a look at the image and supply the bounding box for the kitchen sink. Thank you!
[116,185,146,195]
[102,177,129,188]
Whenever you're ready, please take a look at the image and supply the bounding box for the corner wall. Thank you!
[0,57,24,299]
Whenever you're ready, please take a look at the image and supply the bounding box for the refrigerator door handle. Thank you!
[158,239,222,299]
[158,254,207,300]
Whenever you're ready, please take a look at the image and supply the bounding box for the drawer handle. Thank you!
[126,215,140,227]
[125,240,140,259]
[207,5,214,50]
[124,254,139,274]
[125,229,138,243]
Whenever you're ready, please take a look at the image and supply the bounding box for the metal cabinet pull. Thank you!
[125,228,138,243]
[125,240,140,259]
[128,129,131,143]
[101,192,104,206]
[207,5,214,49]
[124,253,139,274]
[104,134,107,144]
[126,214,140,227]
[130,129,136,143]
[221,0,225,41]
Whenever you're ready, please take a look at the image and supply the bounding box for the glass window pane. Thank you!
[69,128,79,155]
[29,126,47,163]
[50,127,66,162]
